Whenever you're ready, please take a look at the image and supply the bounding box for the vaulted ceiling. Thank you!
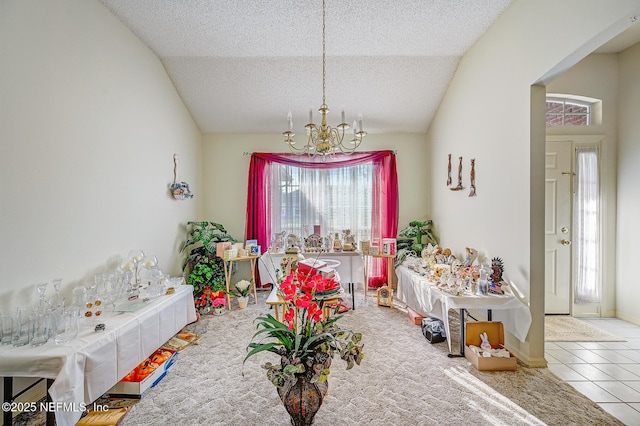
[99,1,640,135]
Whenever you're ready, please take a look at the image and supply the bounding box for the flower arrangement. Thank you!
[212,297,226,309]
[170,181,194,200]
[244,270,364,387]
[194,288,226,314]
[233,279,252,298]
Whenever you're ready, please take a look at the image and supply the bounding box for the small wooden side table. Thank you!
[266,286,287,321]
[362,253,396,298]
[223,255,259,310]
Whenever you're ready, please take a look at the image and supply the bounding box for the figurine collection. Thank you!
[402,244,506,296]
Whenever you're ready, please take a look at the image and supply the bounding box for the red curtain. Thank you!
[245,150,398,288]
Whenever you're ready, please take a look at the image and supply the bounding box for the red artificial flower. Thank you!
[284,307,295,330]
[280,275,298,301]
[307,302,323,322]
[294,292,312,309]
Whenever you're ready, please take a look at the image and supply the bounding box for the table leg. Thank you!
[224,260,232,310]
[487,309,492,321]
[4,377,12,426]
[363,256,369,298]
[250,258,258,304]
[275,304,281,321]
[46,379,54,426]
[348,282,355,310]
[447,309,466,358]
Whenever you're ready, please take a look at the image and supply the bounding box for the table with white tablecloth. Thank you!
[0,285,196,426]
[395,265,531,355]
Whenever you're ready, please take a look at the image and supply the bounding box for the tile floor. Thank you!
[546,317,640,425]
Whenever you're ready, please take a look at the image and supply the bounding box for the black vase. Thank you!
[278,375,328,426]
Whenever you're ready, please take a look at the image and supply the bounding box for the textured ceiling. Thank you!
[98,0,515,134]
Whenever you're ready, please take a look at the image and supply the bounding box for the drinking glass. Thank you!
[35,282,48,307]
[127,249,145,286]
[53,308,79,345]
[11,308,29,347]
[29,308,50,347]
[0,311,12,345]
[51,278,65,310]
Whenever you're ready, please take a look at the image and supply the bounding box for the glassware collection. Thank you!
[0,249,182,349]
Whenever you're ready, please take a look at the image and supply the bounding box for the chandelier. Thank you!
[283,0,366,156]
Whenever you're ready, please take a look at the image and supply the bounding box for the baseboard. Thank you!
[508,347,548,368]
[613,312,640,326]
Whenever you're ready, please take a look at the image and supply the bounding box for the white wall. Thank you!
[616,42,640,324]
[202,133,431,279]
[426,0,640,366]
[0,0,203,309]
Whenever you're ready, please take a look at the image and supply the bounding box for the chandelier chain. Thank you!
[322,0,326,107]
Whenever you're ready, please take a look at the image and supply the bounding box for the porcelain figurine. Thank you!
[464,247,478,267]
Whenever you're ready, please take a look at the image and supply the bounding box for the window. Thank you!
[270,162,373,242]
[245,151,398,288]
[545,94,602,127]
[573,146,600,304]
[546,98,591,126]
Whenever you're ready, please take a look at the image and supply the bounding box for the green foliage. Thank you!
[180,221,236,302]
[180,221,236,271]
[397,220,437,246]
[187,257,225,294]
[244,310,364,389]
[396,219,438,267]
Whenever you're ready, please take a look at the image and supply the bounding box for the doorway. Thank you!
[545,137,603,316]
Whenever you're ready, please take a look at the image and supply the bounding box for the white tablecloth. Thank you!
[0,285,196,426]
[396,265,531,352]
[258,251,364,288]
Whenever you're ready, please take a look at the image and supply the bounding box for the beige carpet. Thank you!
[109,291,623,426]
[545,315,626,342]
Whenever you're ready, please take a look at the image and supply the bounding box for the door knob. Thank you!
[561,239,572,246]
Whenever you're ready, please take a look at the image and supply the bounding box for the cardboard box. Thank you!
[407,307,424,325]
[316,267,335,279]
[223,249,238,259]
[464,321,517,371]
[216,241,231,257]
[108,349,178,398]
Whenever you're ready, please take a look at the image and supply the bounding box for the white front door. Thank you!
[545,141,573,314]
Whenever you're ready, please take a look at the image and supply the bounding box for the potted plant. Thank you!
[211,296,227,315]
[181,221,236,311]
[244,271,364,426]
[233,279,252,309]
